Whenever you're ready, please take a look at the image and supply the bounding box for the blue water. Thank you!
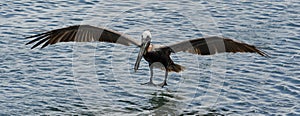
[1,0,299,115]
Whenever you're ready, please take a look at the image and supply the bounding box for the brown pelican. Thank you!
[26,25,268,87]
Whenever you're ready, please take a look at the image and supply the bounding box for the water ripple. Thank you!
[0,0,299,115]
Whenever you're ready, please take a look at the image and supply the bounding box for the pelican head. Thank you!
[141,30,152,42]
[134,31,152,72]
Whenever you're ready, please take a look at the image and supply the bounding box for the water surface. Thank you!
[0,0,299,115]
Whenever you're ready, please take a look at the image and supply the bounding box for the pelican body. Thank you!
[26,25,268,87]
[134,31,184,86]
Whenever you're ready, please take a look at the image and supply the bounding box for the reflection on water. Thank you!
[149,92,172,110]
[1,0,299,115]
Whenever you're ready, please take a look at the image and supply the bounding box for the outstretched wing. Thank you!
[26,25,141,49]
[159,36,268,56]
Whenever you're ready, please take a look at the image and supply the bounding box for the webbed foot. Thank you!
[157,81,168,88]
[141,81,156,86]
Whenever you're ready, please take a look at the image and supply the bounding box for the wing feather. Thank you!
[26,25,141,49]
[159,36,268,56]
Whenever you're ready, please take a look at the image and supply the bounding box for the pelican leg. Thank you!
[158,70,168,88]
[141,65,155,86]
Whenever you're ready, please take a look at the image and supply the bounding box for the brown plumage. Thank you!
[26,25,268,87]
[25,25,140,49]
[159,36,268,56]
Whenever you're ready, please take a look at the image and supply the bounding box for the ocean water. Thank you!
[0,0,299,115]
